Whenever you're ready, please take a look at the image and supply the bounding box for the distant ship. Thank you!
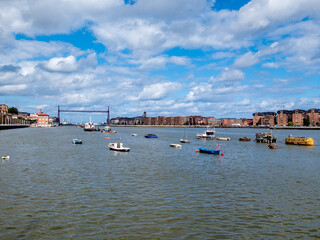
[84,117,100,132]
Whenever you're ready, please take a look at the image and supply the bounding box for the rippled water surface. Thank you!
[1,127,319,239]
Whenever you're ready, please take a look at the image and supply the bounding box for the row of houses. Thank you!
[253,108,320,126]
[110,112,253,127]
[0,104,54,127]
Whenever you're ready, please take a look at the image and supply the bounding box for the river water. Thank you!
[0,126,319,239]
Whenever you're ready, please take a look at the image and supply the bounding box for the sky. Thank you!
[1,0,320,123]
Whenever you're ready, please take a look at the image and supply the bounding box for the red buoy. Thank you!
[221,152,224,156]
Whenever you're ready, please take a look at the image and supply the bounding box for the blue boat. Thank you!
[199,147,220,154]
[145,134,158,138]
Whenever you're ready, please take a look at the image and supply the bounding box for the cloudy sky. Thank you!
[1,0,320,122]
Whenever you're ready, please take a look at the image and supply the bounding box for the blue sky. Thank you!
[0,0,320,123]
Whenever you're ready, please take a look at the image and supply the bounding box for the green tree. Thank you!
[303,115,310,126]
[288,121,294,126]
[8,107,18,114]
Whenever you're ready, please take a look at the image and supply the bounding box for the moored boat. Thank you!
[101,126,116,133]
[84,121,100,132]
[170,143,182,148]
[108,142,130,152]
[132,133,138,136]
[180,128,190,143]
[216,136,230,141]
[285,135,314,146]
[198,147,220,154]
[255,132,276,143]
[72,138,83,144]
[239,137,251,141]
[268,143,278,149]
[145,134,158,138]
[196,128,215,140]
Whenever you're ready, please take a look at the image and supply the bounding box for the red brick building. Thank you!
[253,112,276,126]
[292,109,306,126]
[307,108,320,126]
[37,110,49,126]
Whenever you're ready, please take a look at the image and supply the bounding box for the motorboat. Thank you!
[285,135,314,146]
[170,144,182,148]
[198,147,220,154]
[196,128,215,139]
[145,134,158,138]
[84,121,100,132]
[216,136,230,141]
[72,138,83,144]
[132,133,138,136]
[2,156,10,160]
[101,126,116,133]
[108,142,130,152]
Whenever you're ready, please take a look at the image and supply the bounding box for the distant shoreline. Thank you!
[106,125,320,130]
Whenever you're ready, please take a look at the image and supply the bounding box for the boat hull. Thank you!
[109,147,130,152]
[84,129,100,132]
[145,134,158,138]
[199,148,220,154]
[108,143,130,151]
[170,144,182,148]
[216,137,230,141]
[196,136,215,140]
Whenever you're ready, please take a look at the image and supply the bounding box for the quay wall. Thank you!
[0,124,30,130]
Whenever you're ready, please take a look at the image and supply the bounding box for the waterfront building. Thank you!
[307,108,320,126]
[0,104,8,115]
[37,110,49,126]
[277,110,293,126]
[253,112,276,126]
[175,116,186,125]
[207,117,221,126]
[292,109,306,126]
[166,117,175,125]
[28,113,38,121]
[143,117,151,125]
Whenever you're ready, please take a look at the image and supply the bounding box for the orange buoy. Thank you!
[216,144,221,149]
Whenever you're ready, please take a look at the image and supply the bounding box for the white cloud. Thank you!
[0,84,27,93]
[133,55,190,70]
[233,52,260,68]
[42,56,78,72]
[210,68,245,83]
[138,82,181,100]
[262,62,279,68]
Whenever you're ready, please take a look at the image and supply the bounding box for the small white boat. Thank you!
[132,133,138,136]
[180,128,190,143]
[2,156,10,160]
[170,144,182,148]
[108,142,130,152]
[216,136,230,141]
